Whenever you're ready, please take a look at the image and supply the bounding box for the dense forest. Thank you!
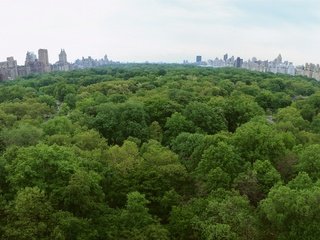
[0,64,320,239]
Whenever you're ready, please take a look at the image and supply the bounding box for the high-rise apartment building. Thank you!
[275,54,282,64]
[38,49,49,65]
[38,49,51,72]
[235,57,243,68]
[25,52,37,64]
[0,57,18,80]
[53,49,69,71]
[223,54,228,62]
[196,56,202,64]
[59,49,67,64]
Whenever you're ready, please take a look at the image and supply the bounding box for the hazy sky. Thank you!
[1,0,320,65]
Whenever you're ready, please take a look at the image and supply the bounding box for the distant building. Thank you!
[25,52,37,63]
[72,54,111,69]
[59,49,67,64]
[38,49,51,73]
[287,63,295,76]
[275,54,282,64]
[17,65,29,77]
[0,57,18,80]
[241,54,298,77]
[223,54,228,62]
[52,49,70,71]
[0,48,115,81]
[196,56,202,64]
[38,49,49,65]
[103,54,109,63]
[24,51,45,74]
[235,57,243,68]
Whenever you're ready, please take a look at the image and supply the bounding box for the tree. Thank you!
[93,102,148,144]
[3,187,55,240]
[54,81,76,102]
[149,121,163,143]
[183,102,227,134]
[164,112,195,144]
[0,100,53,120]
[144,97,181,126]
[0,110,16,128]
[259,175,320,239]
[1,123,43,147]
[206,167,232,191]
[72,129,107,150]
[232,118,287,164]
[5,144,79,196]
[62,170,105,218]
[136,140,189,219]
[42,116,75,136]
[196,141,245,179]
[112,192,169,240]
[169,192,258,240]
[275,106,309,131]
[170,132,206,171]
[311,113,320,133]
[224,94,264,132]
[296,144,320,180]
[255,90,276,111]
[139,140,188,201]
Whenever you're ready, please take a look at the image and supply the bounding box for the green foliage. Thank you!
[72,129,107,150]
[3,187,55,240]
[144,97,181,126]
[42,116,75,136]
[171,132,206,171]
[232,118,287,163]
[224,94,264,132]
[183,101,227,134]
[169,191,258,240]
[5,144,79,193]
[139,140,188,203]
[93,101,148,144]
[275,106,309,130]
[196,141,244,179]
[164,112,195,144]
[1,123,43,147]
[149,121,163,142]
[0,65,319,238]
[62,170,105,218]
[311,113,320,133]
[260,175,320,239]
[296,144,320,180]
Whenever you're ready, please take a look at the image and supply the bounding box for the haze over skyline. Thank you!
[1,0,320,65]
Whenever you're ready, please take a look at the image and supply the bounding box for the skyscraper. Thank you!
[38,49,51,73]
[38,49,49,65]
[25,52,37,64]
[0,57,18,80]
[275,54,282,64]
[59,49,67,64]
[53,49,70,71]
[223,54,228,62]
[196,56,202,64]
[235,57,243,68]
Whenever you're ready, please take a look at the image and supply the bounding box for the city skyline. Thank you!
[0,0,320,65]
[0,48,112,80]
[2,47,320,81]
[2,47,319,68]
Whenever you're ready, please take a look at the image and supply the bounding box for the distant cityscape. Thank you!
[0,49,118,81]
[1,49,320,81]
[191,54,320,81]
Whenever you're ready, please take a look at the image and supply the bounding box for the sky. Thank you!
[0,0,320,65]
